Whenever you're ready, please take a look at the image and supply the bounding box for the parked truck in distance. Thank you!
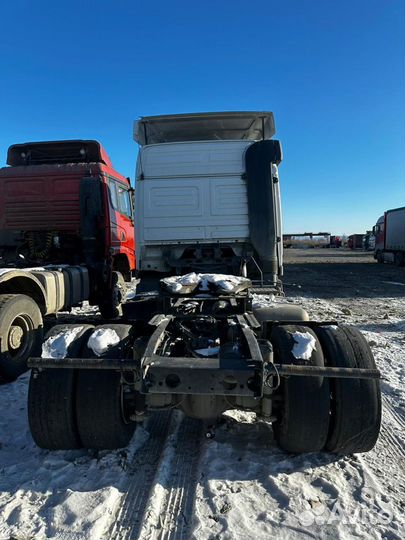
[329,235,342,248]
[283,233,331,249]
[0,140,135,380]
[348,234,364,250]
[374,207,405,266]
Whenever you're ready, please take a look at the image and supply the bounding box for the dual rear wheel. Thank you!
[28,323,137,450]
[269,324,381,454]
[29,320,381,455]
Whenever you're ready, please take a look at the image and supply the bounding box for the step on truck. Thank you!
[0,140,135,381]
[27,113,381,455]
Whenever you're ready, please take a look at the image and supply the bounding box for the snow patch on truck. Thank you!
[161,273,251,294]
[291,331,316,360]
[194,347,220,357]
[0,267,46,277]
[41,326,84,359]
[87,328,120,357]
[251,293,276,307]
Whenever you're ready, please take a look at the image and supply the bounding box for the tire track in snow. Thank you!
[380,395,405,462]
[379,424,405,461]
[137,415,205,540]
[382,394,405,431]
[109,412,204,540]
[109,411,175,540]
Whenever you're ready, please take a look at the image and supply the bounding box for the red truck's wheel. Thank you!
[395,251,405,267]
[99,271,126,319]
[0,294,43,382]
[376,251,384,263]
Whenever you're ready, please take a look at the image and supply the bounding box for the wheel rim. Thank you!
[7,314,34,361]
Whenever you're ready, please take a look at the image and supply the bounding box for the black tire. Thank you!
[0,294,43,382]
[99,271,126,319]
[76,324,136,449]
[394,251,405,267]
[339,326,381,453]
[28,324,94,449]
[376,250,384,263]
[76,370,135,449]
[270,324,330,453]
[314,325,381,454]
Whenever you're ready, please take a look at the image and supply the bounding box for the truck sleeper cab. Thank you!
[133,112,283,287]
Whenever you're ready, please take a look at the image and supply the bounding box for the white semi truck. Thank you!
[133,112,283,286]
[27,112,381,457]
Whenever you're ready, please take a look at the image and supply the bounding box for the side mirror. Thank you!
[128,186,135,221]
[270,140,283,165]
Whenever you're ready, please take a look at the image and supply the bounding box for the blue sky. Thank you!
[0,0,403,235]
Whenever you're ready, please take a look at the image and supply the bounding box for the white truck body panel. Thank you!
[134,111,275,145]
[385,207,405,251]
[135,141,253,269]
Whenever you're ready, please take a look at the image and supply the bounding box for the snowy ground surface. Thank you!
[0,250,404,540]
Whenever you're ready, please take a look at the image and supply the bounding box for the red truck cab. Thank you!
[373,215,385,257]
[0,140,136,315]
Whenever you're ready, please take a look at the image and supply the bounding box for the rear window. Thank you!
[117,185,132,218]
[108,179,132,219]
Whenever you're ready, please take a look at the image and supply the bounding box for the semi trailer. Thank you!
[374,207,405,266]
[27,113,381,456]
[0,140,135,381]
[348,234,364,250]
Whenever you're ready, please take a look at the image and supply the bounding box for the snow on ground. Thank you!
[0,292,404,539]
[192,295,405,540]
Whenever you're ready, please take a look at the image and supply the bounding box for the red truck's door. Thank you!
[106,177,136,271]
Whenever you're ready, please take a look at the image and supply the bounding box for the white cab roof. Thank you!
[133,111,275,145]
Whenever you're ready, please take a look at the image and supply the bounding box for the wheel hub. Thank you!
[9,325,24,350]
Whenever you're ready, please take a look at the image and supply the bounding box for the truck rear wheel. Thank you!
[394,251,405,267]
[0,294,43,382]
[270,324,330,453]
[76,324,136,449]
[315,325,381,454]
[99,271,126,319]
[76,370,135,450]
[28,324,94,449]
